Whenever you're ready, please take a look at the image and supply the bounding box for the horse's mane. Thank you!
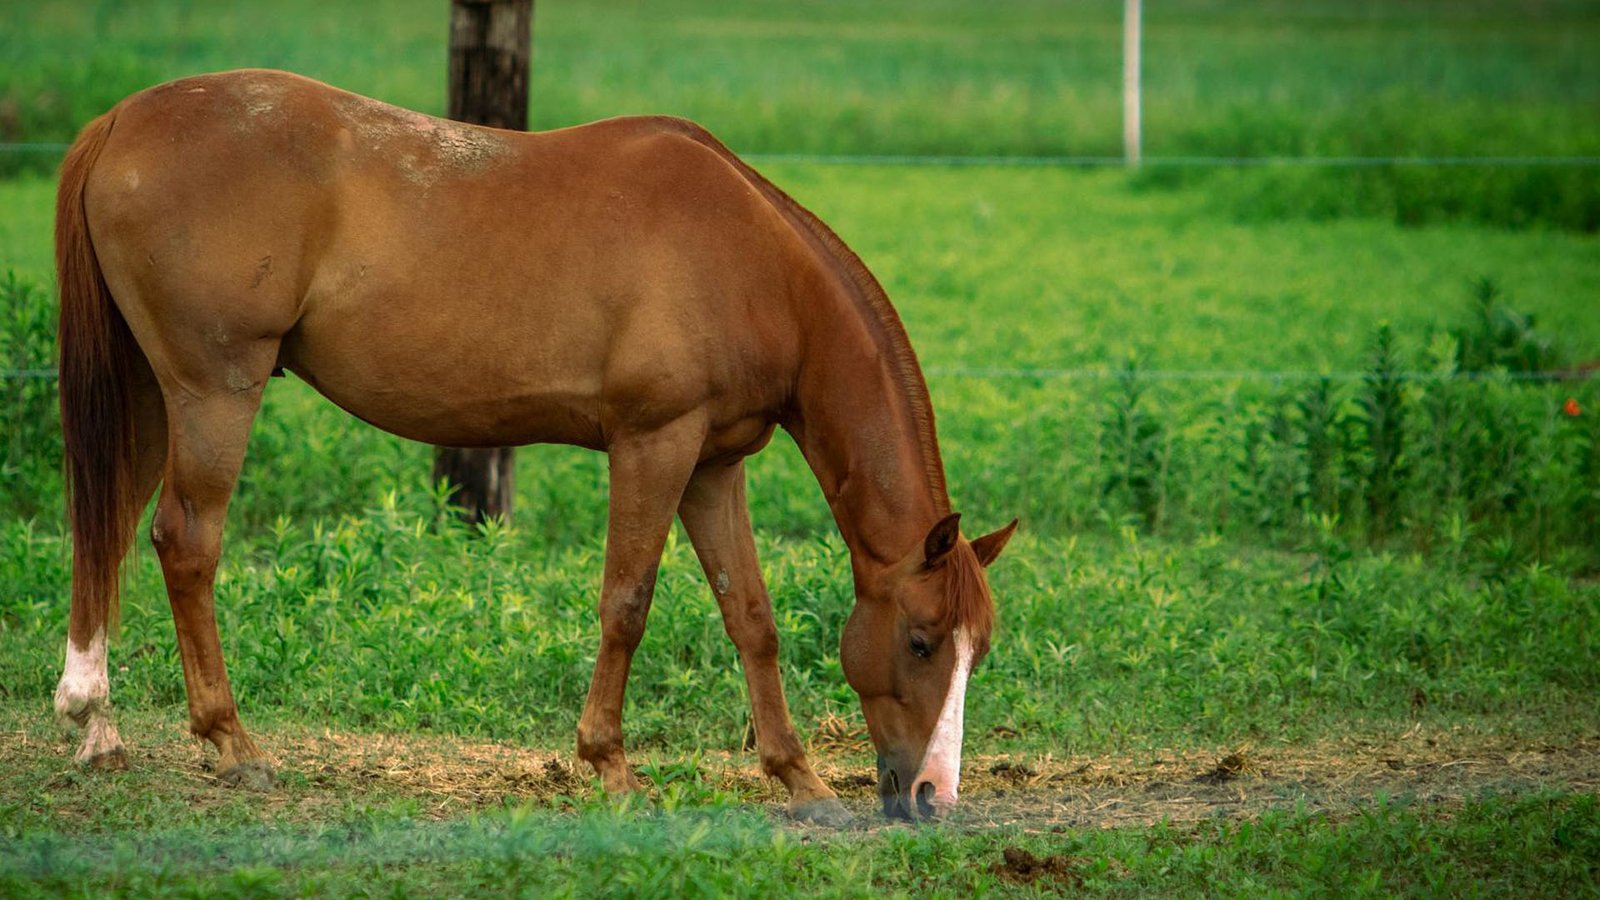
[661,118,953,517]
[945,541,996,646]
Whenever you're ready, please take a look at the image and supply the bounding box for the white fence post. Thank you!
[1124,0,1142,166]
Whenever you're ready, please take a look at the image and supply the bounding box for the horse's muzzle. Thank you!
[878,754,949,820]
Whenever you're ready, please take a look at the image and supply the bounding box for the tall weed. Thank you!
[0,272,60,518]
[1357,324,1408,541]
[1098,363,1169,530]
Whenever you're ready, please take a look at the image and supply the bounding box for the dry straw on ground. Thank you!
[7,714,1594,831]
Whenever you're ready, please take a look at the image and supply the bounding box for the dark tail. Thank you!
[56,108,138,633]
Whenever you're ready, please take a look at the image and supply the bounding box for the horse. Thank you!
[51,69,1017,822]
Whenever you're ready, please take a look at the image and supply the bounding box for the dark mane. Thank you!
[664,118,953,515]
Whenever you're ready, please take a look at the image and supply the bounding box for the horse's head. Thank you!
[840,513,1017,819]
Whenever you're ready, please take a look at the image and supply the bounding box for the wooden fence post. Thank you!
[448,0,534,129]
[432,0,533,525]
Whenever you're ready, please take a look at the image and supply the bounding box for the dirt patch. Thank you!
[7,715,1598,830]
[989,760,1040,785]
[1194,750,1259,785]
[991,846,1082,887]
[945,729,1600,831]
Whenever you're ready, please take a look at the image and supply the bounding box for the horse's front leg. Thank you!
[678,460,850,825]
[576,415,706,794]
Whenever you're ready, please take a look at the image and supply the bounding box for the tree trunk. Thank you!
[433,0,533,525]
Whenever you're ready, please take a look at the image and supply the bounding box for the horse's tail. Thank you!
[56,108,138,633]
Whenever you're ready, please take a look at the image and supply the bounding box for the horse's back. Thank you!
[82,70,812,451]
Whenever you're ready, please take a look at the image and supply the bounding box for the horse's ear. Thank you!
[971,519,1019,567]
[924,513,962,566]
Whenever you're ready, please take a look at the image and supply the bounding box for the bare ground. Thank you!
[5,712,1596,831]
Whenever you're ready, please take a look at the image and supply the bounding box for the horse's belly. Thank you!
[280,290,611,449]
[288,357,607,450]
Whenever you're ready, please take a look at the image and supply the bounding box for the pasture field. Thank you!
[3,162,1598,894]
[2,0,1599,227]
[6,0,1598,158]
[3,0,1599,895]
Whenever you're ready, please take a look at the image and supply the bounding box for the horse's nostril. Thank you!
[914,781,938,819]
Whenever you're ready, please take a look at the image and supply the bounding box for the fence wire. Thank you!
[921,366,1592,383]
[5,141,1600,168]
[748,154,1600,168]
[3,365,1591,383]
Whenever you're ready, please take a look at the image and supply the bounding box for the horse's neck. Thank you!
[786,292,950,569]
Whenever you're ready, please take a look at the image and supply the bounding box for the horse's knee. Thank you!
[738,623,780,663]
[599,568,657,645]
[722,601,780,661]
[151,497,219,586]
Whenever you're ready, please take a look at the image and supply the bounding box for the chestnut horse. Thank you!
[52,70,1016,822]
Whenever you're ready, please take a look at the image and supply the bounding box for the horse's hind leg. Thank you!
[149,359,276,789]
[678,460,848,825]
[576,416,706,794]
[54,357,167,768]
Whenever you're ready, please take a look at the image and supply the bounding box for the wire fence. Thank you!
[922,366,1594,383]
[5,140,1600,169]
[4,365,1593,383]
[748,154,1600,169]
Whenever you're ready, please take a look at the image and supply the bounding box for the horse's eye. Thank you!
[909,635,932,659]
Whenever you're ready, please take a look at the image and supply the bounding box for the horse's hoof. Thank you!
[790,797,853,828]
[82,746,129,771]
[219,760,276,791]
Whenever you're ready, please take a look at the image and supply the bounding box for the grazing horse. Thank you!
[52,70,1016,822]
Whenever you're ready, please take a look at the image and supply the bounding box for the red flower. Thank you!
[1563,397,1582,417]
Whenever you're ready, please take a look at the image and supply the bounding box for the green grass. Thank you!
[3,784,1596,896]
[6,508,1599,756]
[4,3,1600,893]
[5,0,1596,158]
[3,1,1598,227]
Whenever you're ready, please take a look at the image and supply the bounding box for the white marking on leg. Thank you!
[54,627,125,763]
[912,627,973,814]
[54,628,107,725]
